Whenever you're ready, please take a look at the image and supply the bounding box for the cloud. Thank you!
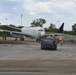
[24,2,53,16]
[53,1,76,18]
[23,1,76,19]
[6,0,21,1]
[55,1,75,11]
[0,0,24,15]
[12,7,17,11]
[0,0,75,18]
[53,15,64,19]
[0,0,76,19]
[0,13,11,19]
[24,0,32,2]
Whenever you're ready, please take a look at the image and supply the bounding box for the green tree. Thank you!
[44,23,58,32]
[0,25,21,32]
[72,23,76,31]
[48,23,57,32]
[31,18,46,27]
[9,24,15,27]
[64,30,75,35]
[17,26,24,29]
[71,23,76,35]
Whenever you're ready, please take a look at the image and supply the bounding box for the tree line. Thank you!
[0,18,76,36]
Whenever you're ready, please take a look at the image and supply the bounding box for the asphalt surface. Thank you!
[0,72,66,75]
[0,40,76,75]
[0,42,76,60]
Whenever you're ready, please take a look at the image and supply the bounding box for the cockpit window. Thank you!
[38,29,44,31]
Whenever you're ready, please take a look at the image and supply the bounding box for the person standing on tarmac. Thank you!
[61,39,64,46]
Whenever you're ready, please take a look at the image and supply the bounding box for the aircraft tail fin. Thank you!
[57,22,64,33]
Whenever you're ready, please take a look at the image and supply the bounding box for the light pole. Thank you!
[5,18,8,25]
[21,14,23,26]
[20,14,24,41]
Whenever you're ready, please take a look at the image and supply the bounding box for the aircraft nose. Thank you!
[41,32,45,36]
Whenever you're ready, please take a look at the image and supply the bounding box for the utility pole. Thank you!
[5,18,8,25]
[20,14,24,41]
[21,14,23,26]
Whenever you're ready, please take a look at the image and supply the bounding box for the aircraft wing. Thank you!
[0,29,22,34]
[42,33,62,39]
[0,29,31,37]
[40,22,64,38]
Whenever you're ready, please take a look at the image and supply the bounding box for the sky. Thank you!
[0,0,76,30]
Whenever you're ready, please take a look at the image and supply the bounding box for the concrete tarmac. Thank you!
[0,42,76,60]
[0,72,66,75]
[0,40,76,75]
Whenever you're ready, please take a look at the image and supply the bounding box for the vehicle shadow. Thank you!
[41,48,57,51]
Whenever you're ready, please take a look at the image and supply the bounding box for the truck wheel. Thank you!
[53,45,57,50]
[41,45,44,50]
